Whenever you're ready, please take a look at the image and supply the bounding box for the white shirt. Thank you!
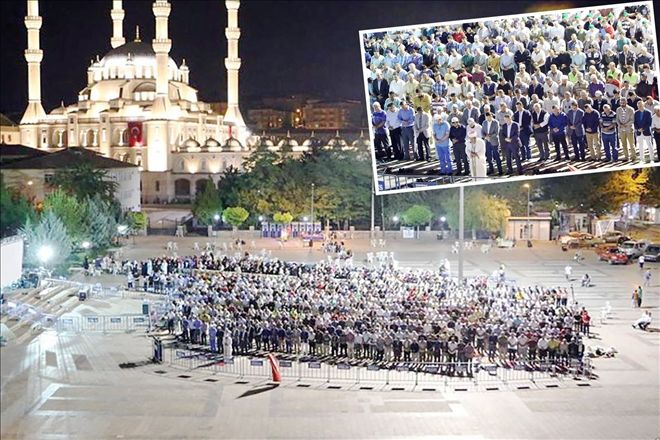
[386,109,402,130]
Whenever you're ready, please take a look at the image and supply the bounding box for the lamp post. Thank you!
[523,183,531,242]
[311,183,315,228]
[458,186,464,284]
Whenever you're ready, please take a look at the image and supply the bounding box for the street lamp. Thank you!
[392,215,399,223]
[311,183,315,227]
[303,216,309,222]
[81,241,91,250]
[440,216,446,222]
[37,245,54,265]
[523,183,531,242]
[213,214,220,222]
[258,215,264,222]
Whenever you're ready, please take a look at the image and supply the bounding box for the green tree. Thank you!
[43,189,87,241]
[273,212,293,225]
[52,161,118,205]
[443,189,511,237]
[126,211,148,233]
[192,180,221,225]
[21,210,72,268]
[86,196,117,248]
[222,206,249,228]
[402,204,434,238]
[0,177,35,238]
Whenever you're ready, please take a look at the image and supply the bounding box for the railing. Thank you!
[55,313,151,333]
[166,346,593,390]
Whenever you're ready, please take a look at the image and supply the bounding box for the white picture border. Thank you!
[358,1,660,196]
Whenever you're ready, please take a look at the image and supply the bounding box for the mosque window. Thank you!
[155,181,160,192]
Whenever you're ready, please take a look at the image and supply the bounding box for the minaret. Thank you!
[145,0,172,172]
[21,0,45,126]
[151,0,172,117]
[223,0,246,131]
[110,0,125,49]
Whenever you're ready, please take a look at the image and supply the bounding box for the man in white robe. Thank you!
[467,131,487,180]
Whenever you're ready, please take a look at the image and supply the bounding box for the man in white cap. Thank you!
[466,130,487,180]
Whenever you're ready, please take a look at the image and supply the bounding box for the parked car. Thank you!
[607,250,630,265]
[496,237,516,248]
[643,244,660,262]
[602,231,630,244]
[559,232,592,245]
[595,244,619,261]
[618,241,648,259]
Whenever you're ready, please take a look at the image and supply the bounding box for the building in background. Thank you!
[0,146,140,211]
[0,114,20,145]
[15,0,249,204]
[302,100,363,130]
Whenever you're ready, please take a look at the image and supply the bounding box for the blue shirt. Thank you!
[372,110,387,135]
[582,110,600,132]
[398,108,415,128]
[548,112,569,134]
[433,122,450,147]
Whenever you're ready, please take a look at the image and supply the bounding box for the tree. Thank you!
[443,189,511,237]
[222,207,249,228]
[42,189,87,241]
[598,169,649,214]
[52,161,118,205]
[402,204,434,238]
[0,177,35,238]
[21,210,72,268]
[192,180,221,225]
[273,212,293,225]
[85,196,117,248]
[126,211,148,234]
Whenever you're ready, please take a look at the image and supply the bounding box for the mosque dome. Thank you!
[204,137,221,148]
[182,137,200,152]
[99,41,178,71]
[277,131,298,152]
[351,131,371,150]
[326,131,347,149]
[223,137,244,152]
[302,131,323,148]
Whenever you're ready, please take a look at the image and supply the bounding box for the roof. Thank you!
[0,147,138,170]
[0,113,17,127]
[0,144,49,165]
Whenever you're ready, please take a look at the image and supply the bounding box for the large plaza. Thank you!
[1,236,659,440]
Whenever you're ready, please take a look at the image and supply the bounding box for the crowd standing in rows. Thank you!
[119,253,592,374]
[366,5,659,180]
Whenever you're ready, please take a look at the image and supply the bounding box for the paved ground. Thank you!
[1,237,659,439]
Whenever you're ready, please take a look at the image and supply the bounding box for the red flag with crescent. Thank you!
[128,121,143,147]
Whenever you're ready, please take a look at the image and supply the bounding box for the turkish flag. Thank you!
[128,121,143,147]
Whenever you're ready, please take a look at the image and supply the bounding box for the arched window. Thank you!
[174,179,191,197]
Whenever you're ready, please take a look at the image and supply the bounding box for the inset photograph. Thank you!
[361,2,659,193]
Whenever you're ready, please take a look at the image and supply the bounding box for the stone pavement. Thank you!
[1,236,658,439]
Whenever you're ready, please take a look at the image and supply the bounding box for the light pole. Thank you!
[523,183,531,242]
[458,186,464,284]
[311,183,315,229]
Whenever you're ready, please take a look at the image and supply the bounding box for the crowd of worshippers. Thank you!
[365,5,659,180]
[131,253,593,371]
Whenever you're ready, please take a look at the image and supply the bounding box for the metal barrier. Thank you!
[165,346,594,390]
[55,313,150,333]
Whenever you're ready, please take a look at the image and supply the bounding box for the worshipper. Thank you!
[513,100,533,160]
[434,114,453,174]
[481,112,503,175]
[414,106,432,161]
[566,101,586,160]
[582,104,601,160]
[466,130,487,180]
[632,311,652,331]
[371,102,391,161]
[398,101,415,160]
[599,104,619,161]
[500,113,522,174]
[449,117,469,175]
[634,100,653,162]
[386,102,403,160]
[616,98,637,161]
[548,105,571,161]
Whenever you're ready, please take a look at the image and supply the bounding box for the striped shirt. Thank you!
[600,111,617,134]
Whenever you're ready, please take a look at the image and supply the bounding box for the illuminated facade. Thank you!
[15,0,256,203]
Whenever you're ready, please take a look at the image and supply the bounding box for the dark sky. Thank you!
[0,0,604,118]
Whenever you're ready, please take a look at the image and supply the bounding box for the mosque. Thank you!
[15,0,369,204]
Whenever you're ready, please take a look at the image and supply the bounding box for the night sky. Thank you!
[0,0,604,120]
